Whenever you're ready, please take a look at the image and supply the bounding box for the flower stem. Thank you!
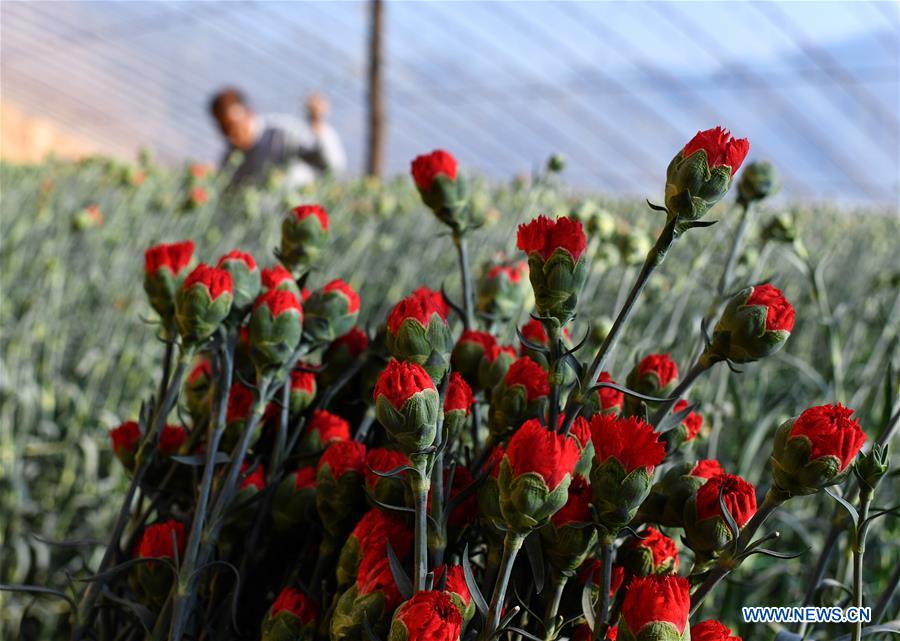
[482,532,525,639]
[542,571,569,639]
[546,324,561,432]
[689,488,785,616]
[649,357,713,428]
[562,216,679,434]
[453,231,475,330]
[411,470,431,592]
[851,489,873,641]
[592,537,615,641]
[704,201,752,328]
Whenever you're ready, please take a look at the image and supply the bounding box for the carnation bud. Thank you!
[316,440,367,538]
[618,574,690,641]
[143,240,195,324]
[411,150,470,233]
[222,381,258,452]
[855,443,890,495]
[706,283,794,365]
[771,403,867,496]
[280,204,329,273]
[761,213,798,245]
[683,473,758,556]
[624,353,678,416]
[498,419,581,533]
[452,330,496,385]
[443,372,474,444]
[217,250,261,315]
[303,279,360,342]
[288,366,317,415]
[387,591,463,641]
[477,343,517,391]
[336,509,412,590]
[639,459,723,528]
[516,215,588,323]
[271,467,317,532]
[663,400,704,450]
[261,586,318,641]
[133,520,185,605]
[665,126,749,223]
[691,620,743,641]
[364,447,409,507]
[373,359,440,463]
[385,288,453,381]
[261,264,302,299]
[332,551,404,640]
[590,415,665,533]
[174,263,234,344]
[476,260,529,323]
[540,475,598,572]
[157,424,187,457]
[581,371,624,420]
[110,421,141,472]
[184,358,213,423]
[488,356,549,443]
[736,160,778,206]
[619,527,679,577]
[248,289,303,373]
[476,446,505,528]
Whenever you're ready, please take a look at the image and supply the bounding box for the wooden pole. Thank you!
[366,0,385,177]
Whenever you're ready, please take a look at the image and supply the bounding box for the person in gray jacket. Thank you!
[209,88,346,188]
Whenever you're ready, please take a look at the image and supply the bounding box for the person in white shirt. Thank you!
[209,88,347,189]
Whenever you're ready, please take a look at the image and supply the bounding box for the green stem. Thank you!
[649,357,714,429]
[412,470,431,592]
[481,532,525,639]
[592,538,614,641]
[547,324,561,432]
[689,488,785,616]
[542,571,569,639]
[851,490,872,641]
[453,231,475,330]
[704,201,752,328]
[562,216,679,434]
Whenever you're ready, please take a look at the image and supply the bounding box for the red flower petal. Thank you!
[745,283,795,332]
[505,419,581,490]
[695,473,758,527]
[590,415,665,473]
[410,149,458,191]
[789,403,866,471]
[682,126,750,173]
[374,359,436,409]
[516,215,587,262]
[291,204,329,231]
[621,574,690,634]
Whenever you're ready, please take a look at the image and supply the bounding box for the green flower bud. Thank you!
[302,279,360,342]
[373,359,440,460]
[706,284,794,365]
[248,290,303,373]
[174,264,233,344]
[216,250,261,315]
[737,160,778,206]
[280,205,329,274]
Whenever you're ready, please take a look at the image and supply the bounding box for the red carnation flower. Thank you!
[673,400,703,441]
[410,149,458,191]
[394,590,463,641]
[520,318,549,344]
[590,415,665,473]
[270,586,318,623]
[789,403,866,470]
[485,342,517,365]
[456,330,497,353]
[261,265,294,291]
[294,466,317,489]
[445,372,474,415]
[308,410,351,445]
[158,424,187,455]
[356,553,403,610]
[216,249,257,271]
[568,416,591,449]
[226,381,255,423]
[574,624,617,641]
[240,462,266,491]
[691,620,742,641]
[621,574,690,635]
[190,186,209,205]
[144,240,194,275]
[317,440,366,478]
[364,448,409,490]
[683,126,750,173]
[254,289,302,316]
[374,359,436,409]
[516,214,587,262]
[110,421,141,457]
[322,279,360,314]
[637,353,678,388]
[291,367,316,393]
[387,287,448,334]
[136,520,186,560]
[696,473,757,527]
[291,204,329,231]
[433,564,470,605]
[551,474,592,526]
[487,261,526,283]
[504,356,550,401]
[183,264,233,300]
[597,372,624,411]
[578,558,625,597]
[352,508,413,559]
[691,459,725,479]
[745,283,795,332]
[331,326,369,357]
[505,419,581,491]
[629,526,679,569]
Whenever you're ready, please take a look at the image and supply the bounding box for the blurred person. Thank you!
[209,88,346,188]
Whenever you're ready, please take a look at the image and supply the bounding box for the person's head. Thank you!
[306,92,329,126]
[210,88,257,151]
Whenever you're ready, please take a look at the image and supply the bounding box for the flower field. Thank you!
[1,140,898,641]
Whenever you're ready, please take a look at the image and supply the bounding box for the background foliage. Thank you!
[1,157,898,638]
